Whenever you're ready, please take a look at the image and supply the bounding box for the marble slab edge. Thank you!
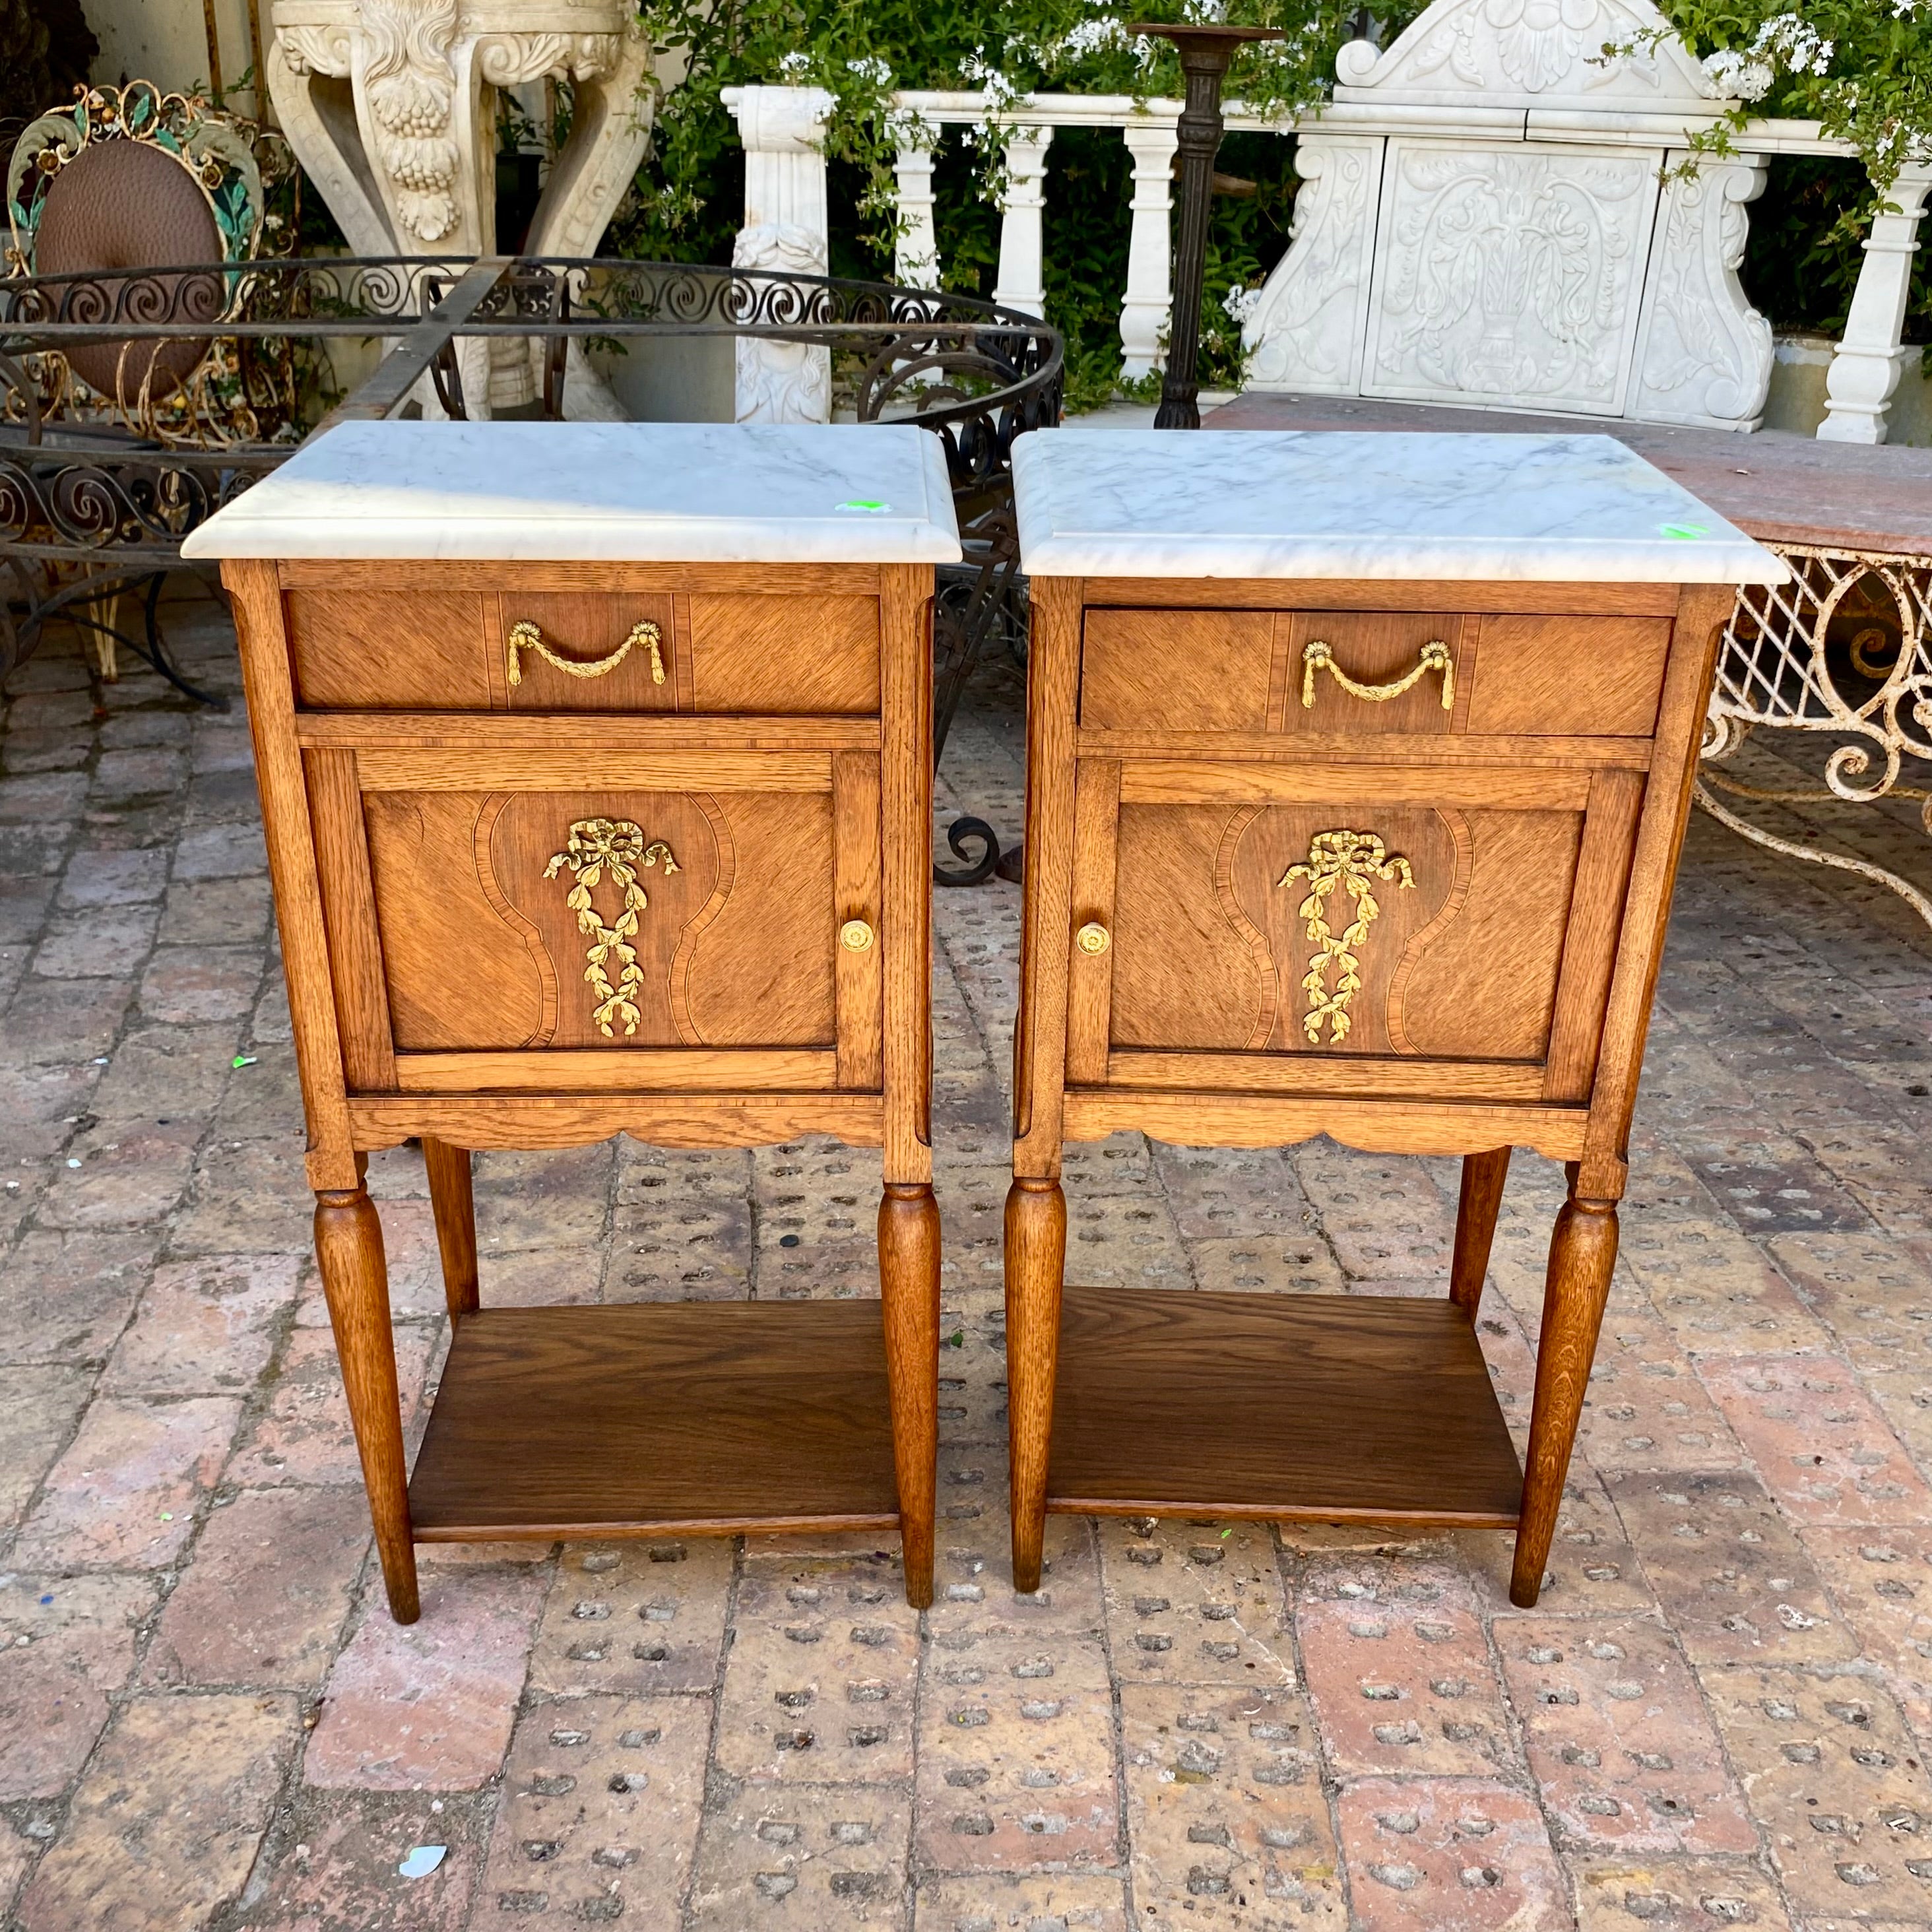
[1013,533,1789,584]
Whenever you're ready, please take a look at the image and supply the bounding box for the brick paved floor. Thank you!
[3,585,1931,1932]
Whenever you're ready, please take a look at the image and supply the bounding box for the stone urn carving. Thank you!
[268,0,653,415]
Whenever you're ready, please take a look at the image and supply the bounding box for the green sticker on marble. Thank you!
[837,499,891,513]
[1659,521,1710,540]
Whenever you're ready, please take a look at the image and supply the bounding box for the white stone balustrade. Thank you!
[893,143,941,288]
[1819,166,1932,444]
[991,128,1054,318]
[1120,121,1180,381]
[724,66,1917,443]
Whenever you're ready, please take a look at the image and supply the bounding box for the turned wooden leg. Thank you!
[1450,1147,1512,1321]
[1005,1176,1066,1595]
[880,1182,941,1610]
[422,1138,479,1320]
[1511,1176,1620,1607]
[315,1186,419,1624]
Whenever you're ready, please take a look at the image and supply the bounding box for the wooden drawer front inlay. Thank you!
[1080,606,1673,740]
[287,589,492,709]
[287,587,881,717]
[689,594,880,713]
[1081,608,1277,732]
[362,786,837,1056]
[1463,614,1670,736]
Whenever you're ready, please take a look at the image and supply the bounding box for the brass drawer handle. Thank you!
[1302,637,1453,711]
[507,618,664,688]
[1076,921,1111,955]
[839,918,875,953]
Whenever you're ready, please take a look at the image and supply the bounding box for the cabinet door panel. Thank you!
[1104,782,1595,1074]
[362,786,835,1054]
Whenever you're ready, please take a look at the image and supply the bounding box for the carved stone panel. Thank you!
[1107,800,1582,1061]
[364,787,837,1051]
[1628,153,1773,431]
[1242,136,1384,395]
[1363,140,1663,416]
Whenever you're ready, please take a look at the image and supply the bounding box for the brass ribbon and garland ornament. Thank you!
[1279,829,1415,1045]
[507,619,664,688]
[544,819,678,1036]
[1302,637,1453,711]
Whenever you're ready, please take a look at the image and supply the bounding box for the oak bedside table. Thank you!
[1001,430,1787,1607]
[183,420,957,1619]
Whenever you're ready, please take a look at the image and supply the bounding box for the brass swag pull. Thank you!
[1302,637,1453,711]
[507,618,664,688]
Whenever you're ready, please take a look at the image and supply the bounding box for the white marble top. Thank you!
[181,421,963,564]
[1011,430,1789,583]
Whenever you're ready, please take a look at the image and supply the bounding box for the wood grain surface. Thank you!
[422,1138,479,1319]
[286,587,492,709]
[1512,1186,1620,1605]
[224,560,357,1191]
[1045,1284,1522,1525]
[278,559,884,595]
[1081,577,1679,614]
[1450,1146,1512,1319]
[408,1301,902,1537]
[348,1092,884,1151]
[690,593,879,713]
[1005,1177,1067,1594]
[297,713,880,754]
[1059,1089,1588,1160]
[315,1184,418,1620]
[880,1183,941,1607]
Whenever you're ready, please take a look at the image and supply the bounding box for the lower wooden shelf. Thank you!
[408,1301,902,1540]
[1046,1284,1524,1527]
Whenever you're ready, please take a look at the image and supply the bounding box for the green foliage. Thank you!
[608,0,1413,407]
[1740,154,1868,337]
[1636,3,1932,344]
[1643,0,1932,192]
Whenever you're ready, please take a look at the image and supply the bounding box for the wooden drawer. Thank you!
[1079,606,1671,738]
[1063,756,1645,1106]
[304,745,886,1095]
[284,585,882,716]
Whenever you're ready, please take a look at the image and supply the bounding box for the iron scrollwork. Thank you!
[1702,544,1932,930]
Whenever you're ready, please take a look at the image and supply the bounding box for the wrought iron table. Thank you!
[2,253,1062,878]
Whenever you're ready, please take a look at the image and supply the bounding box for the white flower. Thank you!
[1750,12,1834,77]
[1222,283,1262,323]
[846,55,892,88]
[1699,48,1773,100]
[777,49,811,78]
[1056,18,1132,60]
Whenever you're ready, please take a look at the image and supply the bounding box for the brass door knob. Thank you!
[1076,921,1111,955]
[839,918,876,953]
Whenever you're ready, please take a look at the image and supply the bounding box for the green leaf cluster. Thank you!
[606,0,1421,408]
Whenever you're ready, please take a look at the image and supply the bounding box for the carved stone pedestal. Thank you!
[269,0,653,416]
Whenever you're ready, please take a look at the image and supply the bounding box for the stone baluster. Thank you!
[894,142,942,288]
[1119,119,1180,379]
[992,127,1054,317]
[723,84,837,423]
[1819,164,1932,445]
